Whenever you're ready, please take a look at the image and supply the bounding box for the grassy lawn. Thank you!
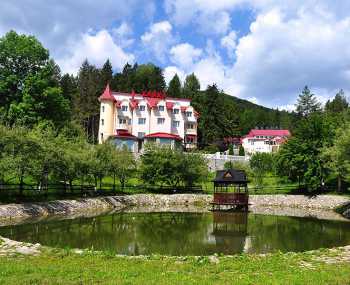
[0,248,349,284]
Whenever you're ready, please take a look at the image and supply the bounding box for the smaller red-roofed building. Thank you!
[241,129,291,155]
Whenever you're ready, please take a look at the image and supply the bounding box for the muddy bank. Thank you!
[0,194,349,225]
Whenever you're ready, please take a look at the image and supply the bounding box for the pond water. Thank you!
[1,212,350,255]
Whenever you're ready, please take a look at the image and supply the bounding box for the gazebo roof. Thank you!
[213,169,247,184]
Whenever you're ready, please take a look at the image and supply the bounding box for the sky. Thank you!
[1,0,350,110]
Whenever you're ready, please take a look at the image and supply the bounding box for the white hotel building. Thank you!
[98,84,198,152]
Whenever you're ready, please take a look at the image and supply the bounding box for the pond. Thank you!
[1,211,350,255]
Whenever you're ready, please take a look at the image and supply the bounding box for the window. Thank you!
[158,105,164,112]
[119,118,127,124]
[139,105,145,111]
[157,118,165,124]
[172,120,180,127]
[101,119,104,126]
[172,109,179,114]
[138,118,146,124]
[187,123,194,129]
[122,105,128,111]
[100,133,103,141]
[138,132,145,138]
[185,111,192,117]
[102,106,105,112]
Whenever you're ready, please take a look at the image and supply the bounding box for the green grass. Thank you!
[0,248,349,284]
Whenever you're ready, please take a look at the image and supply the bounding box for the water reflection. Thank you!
[0,211,349,255]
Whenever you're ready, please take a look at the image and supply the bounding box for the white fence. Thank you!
[201,153,249,171]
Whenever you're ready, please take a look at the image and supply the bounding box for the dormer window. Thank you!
[172,109,179,114]
[139,105,145,111]
[158,105,164,112]
[122,105,128,112]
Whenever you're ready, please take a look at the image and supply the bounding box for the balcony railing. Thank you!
[185,128,197,135]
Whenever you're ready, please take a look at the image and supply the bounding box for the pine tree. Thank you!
[183,73,200,99]
[100,59,113,89]
[60,73,78,103]
[325,89,348,113]
[295,86,321,117]
[167,74,182,98]
[74,60,100,143]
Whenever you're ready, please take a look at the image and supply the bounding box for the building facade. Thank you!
[241,129,290,155]
[98,84,198,151]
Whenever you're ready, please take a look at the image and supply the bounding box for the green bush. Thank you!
[139,143,209,188]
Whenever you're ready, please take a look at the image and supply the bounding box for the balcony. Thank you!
[115,124,132,133]
[185,128,197,135]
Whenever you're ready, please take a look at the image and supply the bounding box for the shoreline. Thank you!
[0,194,349,226]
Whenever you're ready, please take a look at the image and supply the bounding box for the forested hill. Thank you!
[190,88,296,147]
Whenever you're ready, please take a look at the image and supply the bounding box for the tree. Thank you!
[109,145,136,190]
[250,153,274,189]
[100,59,113,88]
[74,60,101,143]
[0,31,50,110]
[275,113,333,191]
[2,126,41,195]
[139,144,208,188]
[134,64,166,92]
[325,89,348,113]
[0,31,69,128]
[60,73,78,103]
[179,153,208,187]
[183,73,200,99]
[321,123,350,192]
[197,84,227,146]
[239,145,245,156]
[295,86,321,117]
[167,74,182,98]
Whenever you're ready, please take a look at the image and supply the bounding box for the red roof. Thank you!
[146,97,161,109]
[144,132,182,141]
[130,98,139,110]
[180,106,188,112]
[166,102,174,110]
[99,84,115,102]
[247,129,291,137]
[113,129,137,140]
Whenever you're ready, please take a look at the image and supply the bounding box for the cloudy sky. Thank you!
[1,0,350,109]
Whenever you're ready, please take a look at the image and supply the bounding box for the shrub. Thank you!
[139,143,208,188]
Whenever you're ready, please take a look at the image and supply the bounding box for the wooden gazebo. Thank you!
[211,169,249,211]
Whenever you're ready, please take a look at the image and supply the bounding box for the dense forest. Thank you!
[0,31,296,147]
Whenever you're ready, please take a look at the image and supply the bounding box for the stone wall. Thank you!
[0,194,349,226]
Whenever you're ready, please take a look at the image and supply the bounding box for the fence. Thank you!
[0,183,204,203]
[201,153,249,171]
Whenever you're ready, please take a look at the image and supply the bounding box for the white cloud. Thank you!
[0,0,150,58]
[231,8,350,106]
[169,43,202,69]
[141,21,175,62]
[163,66,186,84]
[57,30,134,74]
[221,30,237,58]
[112,22,134,48]
[164,2,350,107]
[196,11,231,35]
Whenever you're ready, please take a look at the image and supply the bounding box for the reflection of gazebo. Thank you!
[212,212,248,254]
[211,169,249,211]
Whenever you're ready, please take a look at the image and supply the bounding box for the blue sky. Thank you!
[1,0,350,109]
